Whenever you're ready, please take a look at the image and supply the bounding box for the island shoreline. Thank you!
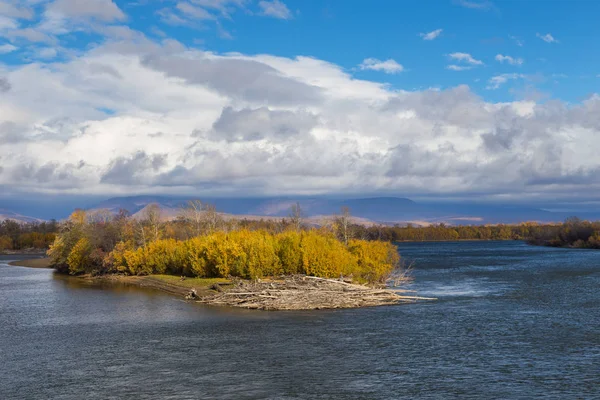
[8,256,429,310]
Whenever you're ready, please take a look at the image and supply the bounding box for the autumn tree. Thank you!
[289,202,304,232]
[179,200,205,237]
[203,204,222,234]
[334,206,352,245]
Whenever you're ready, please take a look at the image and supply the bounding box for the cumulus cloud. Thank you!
[448,52,483,65]
[258,0,292,19]
[420,29,442,40]
[537,33,558,43]
[359,58,404,74]
[0,43,17,53]
[446,64,472,71]
[495,54,523,66]
[5,28,55,44]
[101,152,167,185]
[141,52,323,105]
[211,106,318,142]
[0,1,35,20]
[0,35,600,205]
[487,73,525,89]
[0,77,10,92]
[36,47,58,59]
[47,0,126,22]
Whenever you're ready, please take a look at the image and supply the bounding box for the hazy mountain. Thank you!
[86,196,600,226]
[3,195,596,225]
[0,209,45,224]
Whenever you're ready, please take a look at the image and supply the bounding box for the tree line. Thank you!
[525,217,600,249]
[0,220,58,252]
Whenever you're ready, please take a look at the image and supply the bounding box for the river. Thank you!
[1,241,599,399]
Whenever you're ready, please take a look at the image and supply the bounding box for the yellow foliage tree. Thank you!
[348,239,399,283]
[67,237,92,275]
[0,235,13,251]
[300,231,358,278]
[276,231,303,275]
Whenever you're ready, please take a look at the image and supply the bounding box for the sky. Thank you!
[1,0,600,212]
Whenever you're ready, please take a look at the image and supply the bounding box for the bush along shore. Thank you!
[46,202,432,310]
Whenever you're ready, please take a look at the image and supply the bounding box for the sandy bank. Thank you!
[8,257,52,268]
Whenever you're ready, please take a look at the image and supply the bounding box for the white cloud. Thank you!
[495,54,523,66]
[537,33,558,43]
[37,47,58,59]
[1,35,600,204]
[446,64,472,71]
[175,2,216,20]
[448,52,483,65]
[420,29,442,41]
[6,28,56,44]
[359,58,404,74]
[0,43,17,53]
[0,1,35,20]
[487,73,525,89]
[48,0,126,22]
[258,0,292,19]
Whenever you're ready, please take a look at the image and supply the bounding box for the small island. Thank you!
[42,202,429,310]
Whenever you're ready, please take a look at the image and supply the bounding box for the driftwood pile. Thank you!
[190,275,435,311]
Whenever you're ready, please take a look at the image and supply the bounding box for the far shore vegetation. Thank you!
[0,220,57,253]
[4,203,598,271]
[525,217,600,249]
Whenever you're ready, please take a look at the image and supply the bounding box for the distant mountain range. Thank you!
[0,209,44,224]
[2,195,599,226]
[85,195,600,226]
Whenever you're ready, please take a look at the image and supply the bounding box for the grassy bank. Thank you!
[77,274,231,297]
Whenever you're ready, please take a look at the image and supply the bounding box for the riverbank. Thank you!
[8,257,51,268]
[9,256,427,310]
[90,274,232,297]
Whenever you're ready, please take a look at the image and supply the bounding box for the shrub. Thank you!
[300,231,357,278]
[276,231,303,275]
[348,239,399,283]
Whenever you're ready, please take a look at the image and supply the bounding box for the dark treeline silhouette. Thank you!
[0,220,59,251]
[525,217,600,249]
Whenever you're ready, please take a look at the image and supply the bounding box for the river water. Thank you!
[1,241,599,399]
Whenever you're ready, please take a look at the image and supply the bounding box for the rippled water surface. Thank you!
[1,242,599,399]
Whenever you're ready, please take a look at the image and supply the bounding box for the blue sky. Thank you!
[3,0,598,102]
[1,0,600,210]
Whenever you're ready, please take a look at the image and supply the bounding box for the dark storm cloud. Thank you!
[101,151,167,184]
